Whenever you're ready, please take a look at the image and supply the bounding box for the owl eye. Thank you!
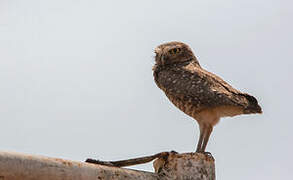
[169,48,181,54]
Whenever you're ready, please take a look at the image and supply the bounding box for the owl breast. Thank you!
[165,92,196,118]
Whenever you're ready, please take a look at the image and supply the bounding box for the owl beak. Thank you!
[160,55,165,65]
[154,48,165,65]
[154,48,161,54]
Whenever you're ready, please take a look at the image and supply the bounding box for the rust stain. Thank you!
[77,162,82,168]
[54,158,74,167]
[27,155,33,160]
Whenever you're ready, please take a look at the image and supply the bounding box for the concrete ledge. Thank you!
[0,151,215,180]
[0,151,158,180]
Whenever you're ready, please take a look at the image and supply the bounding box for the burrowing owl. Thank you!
[153,41,262,152]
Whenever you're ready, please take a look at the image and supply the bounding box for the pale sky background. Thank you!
[0,0,292,179]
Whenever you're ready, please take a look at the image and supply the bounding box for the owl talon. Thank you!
[203,152,214,160]
[203,151,212,155]
[170,150,178,154]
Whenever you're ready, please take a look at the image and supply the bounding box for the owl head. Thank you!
[154,41,198,66]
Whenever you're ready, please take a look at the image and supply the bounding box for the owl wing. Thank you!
[155,64,249,110]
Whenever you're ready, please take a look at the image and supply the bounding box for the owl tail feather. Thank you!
[242,94,262,114]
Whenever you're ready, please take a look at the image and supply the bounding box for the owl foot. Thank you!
[170,150,178,154]
[203,151,214,160]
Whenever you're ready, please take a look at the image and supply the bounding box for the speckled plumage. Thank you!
[153,41,262,152]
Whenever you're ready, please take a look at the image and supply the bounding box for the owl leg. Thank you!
[196,124,205,153]
[200,124,213,152]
